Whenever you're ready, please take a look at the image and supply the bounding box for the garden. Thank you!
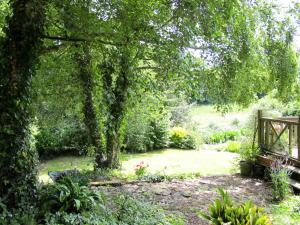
[1,0,300,224]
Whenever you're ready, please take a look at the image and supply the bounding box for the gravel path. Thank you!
[94,174,272,225]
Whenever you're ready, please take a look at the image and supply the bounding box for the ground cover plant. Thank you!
[270,196,300,225]
[199,188,271,225]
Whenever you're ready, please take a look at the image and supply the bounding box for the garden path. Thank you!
[95,174,271,225]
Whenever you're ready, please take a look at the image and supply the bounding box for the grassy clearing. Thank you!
[39,149,238,182]
[190,105,249,129]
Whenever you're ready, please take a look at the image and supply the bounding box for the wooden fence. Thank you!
[257,110,300,160]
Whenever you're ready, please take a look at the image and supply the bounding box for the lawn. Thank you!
[190,105,250,129]
[39,149,238,182]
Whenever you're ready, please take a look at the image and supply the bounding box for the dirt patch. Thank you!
[94,174,271,225]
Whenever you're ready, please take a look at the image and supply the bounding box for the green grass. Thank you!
[39,149,238,182]
[190,105,249,129]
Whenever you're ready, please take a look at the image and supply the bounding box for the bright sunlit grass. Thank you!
[39,149,238,182]
[190,105,249,129]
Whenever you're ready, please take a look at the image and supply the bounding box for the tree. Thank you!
[94,0,298,167]
[44,0,298,168]
[74,43,106,166]
[0,0,46,207]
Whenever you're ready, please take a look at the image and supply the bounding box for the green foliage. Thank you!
[270,160,291,202]
[169,127,196,149]
[124,95,170,153]
[168,97,192,126]
[114,195,184,225]
[225,141,241,153]
[0,0,9,37]
[239,140,260,163]
[140,173,171,183]
[35,123,89,159]
[206,130,239,144]
[39,178,102,214]
[44,209,115,225]
[199,188,271,225]
[270,196,300,225]
[282,100,300,116]
[0,200,38,225]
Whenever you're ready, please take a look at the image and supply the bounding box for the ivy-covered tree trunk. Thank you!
[75,44,106,167]
[0,0,45,207]
[101,51,130,168]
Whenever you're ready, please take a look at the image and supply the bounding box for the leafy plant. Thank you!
[206,130,239,144]
[270,196,300,225]
[134,161,148,177]
[199,188,271,225]
[269,159,291,202]
[141,173,170,183]
[39,177,103,214]
[225,141,241,153]
[169,127,196,149]
[35,123,89,159]
[0,202,39,225]
[114,195,184,225]
[44,209,115,225]
[239,140,259,163]
[123,95,170,153]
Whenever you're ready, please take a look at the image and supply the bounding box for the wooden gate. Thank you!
[257,110,300,160]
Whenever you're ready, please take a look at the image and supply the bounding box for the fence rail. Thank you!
[257,110,300,160]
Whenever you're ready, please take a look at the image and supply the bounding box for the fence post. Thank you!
[288,125,292,155]
[258,110,263,149]
[298,115,300,159]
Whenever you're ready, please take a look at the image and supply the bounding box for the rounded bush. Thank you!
[169,127,196,149]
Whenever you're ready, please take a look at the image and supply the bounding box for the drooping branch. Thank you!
[42,34,123,46]
[135,66,162,71]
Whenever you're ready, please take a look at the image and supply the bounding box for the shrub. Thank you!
[39,177,103,214]
[44,209,115,225]
[0,200,39,225]
[123,96,170,153]
[225,141,241,153]
[168,98,192,126]
[199,188,271,225]
[239,139,260,163]
[149,117,169,150]
[140,173,171,183]
[36,123,89,159]
[169,127,196,149]
[114,195,185,225]
[270,160,291,201]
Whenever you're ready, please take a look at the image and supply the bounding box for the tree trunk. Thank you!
[0,0,45,207]
[75,44,106,167]
[102,51,130,168]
